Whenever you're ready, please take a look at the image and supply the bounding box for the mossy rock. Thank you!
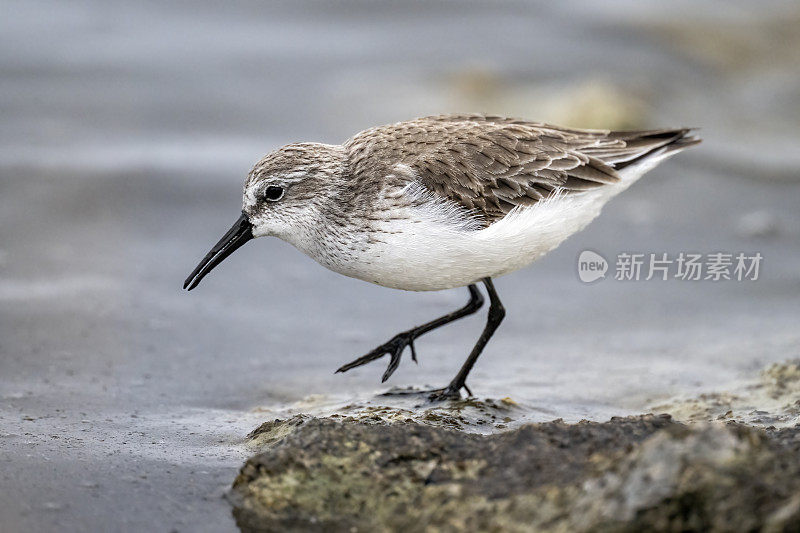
[229,412,800,532]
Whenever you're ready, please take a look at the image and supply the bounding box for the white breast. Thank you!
[349,191,608,291]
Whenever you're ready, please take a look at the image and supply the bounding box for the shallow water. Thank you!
[1,1,800,531]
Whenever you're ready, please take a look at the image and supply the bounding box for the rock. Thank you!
[572,423,800,532]
[229,414,800,532]
[652,359,800,428]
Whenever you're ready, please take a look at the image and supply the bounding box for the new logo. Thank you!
[577,250,608,283]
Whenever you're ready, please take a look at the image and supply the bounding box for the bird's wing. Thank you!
[346,115,695,225]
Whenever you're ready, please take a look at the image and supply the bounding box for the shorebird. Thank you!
[184,114,699,399]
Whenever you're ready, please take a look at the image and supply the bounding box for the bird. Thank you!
[183,114,700,400]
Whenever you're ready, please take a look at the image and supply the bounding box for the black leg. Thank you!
[336,284,484,382]
[432,277,505,400]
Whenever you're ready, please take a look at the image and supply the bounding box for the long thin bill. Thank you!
[183,212,253,291]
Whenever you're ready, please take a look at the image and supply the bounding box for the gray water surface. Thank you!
[2,1,799,531]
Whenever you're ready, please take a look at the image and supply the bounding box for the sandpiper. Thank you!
[184,114,699,399]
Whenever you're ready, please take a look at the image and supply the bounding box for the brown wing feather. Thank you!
[345,114,696,225]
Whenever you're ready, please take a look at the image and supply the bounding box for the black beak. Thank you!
[183,212,253,291]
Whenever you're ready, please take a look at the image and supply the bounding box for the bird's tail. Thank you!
[597,128,701,171]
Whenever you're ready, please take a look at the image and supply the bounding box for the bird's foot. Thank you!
[335,331,418,382]
[427,382,472,402]
[377,384,470,402]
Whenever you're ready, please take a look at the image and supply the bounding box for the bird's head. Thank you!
[243,143,347,239]
[183,142,347,290]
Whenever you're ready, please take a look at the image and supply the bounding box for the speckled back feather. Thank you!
[345,114,699,225]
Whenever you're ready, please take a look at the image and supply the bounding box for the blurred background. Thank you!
[1,1,799,531]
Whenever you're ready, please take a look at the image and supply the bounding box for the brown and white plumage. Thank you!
[345,114,699,226]
[232,114,700,290]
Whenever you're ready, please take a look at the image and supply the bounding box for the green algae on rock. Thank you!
[230,414,800,532]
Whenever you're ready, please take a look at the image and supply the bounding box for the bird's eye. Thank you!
[264,186,284,202]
